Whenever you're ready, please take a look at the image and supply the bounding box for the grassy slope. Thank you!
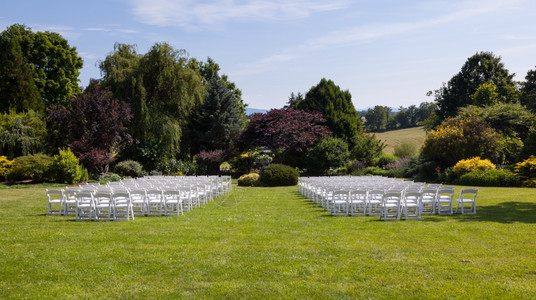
[1,185,535,298]
[374,126,426,155]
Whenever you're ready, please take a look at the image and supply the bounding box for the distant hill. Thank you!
[373,126,426,155]
[246,108,268,115]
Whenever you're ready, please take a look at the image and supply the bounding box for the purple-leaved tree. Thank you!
[239,108,331,164]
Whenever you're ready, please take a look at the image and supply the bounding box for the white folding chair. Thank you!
[436,187,454,215]
[93,191,113,221]
[163,189,184,216]
[421,187,438,215]
[128,188,147,216]
[367,189,384,216]
[112,191,134,221]
[75,191,94,221]
[331,190,350,216]
[63,187,80,216]
[349,189,367,216]
[402,191,422,220]
[46,189,64,216]
[146,189,164,216]
[380,191,403,221]
[455,189,478,215]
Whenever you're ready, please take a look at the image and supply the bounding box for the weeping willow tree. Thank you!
[99,42,205,170]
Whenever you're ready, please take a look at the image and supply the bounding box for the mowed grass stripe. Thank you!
[0,185,535,298]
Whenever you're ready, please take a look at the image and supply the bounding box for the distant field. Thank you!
[374,126,426,155]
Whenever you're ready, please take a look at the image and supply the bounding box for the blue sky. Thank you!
[2,0,536,110]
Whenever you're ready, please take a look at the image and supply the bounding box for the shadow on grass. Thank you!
[449,202,536,224]
[292,190,536,224]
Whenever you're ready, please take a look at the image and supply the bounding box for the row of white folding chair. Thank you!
[74,190,134,221]
[326,189,420,220]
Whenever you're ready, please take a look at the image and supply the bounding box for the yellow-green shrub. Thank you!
[453,157,495,176]
[0,156,15,180]
[237,173,260,186]
[52,148,88,184]
[514,156,536,187]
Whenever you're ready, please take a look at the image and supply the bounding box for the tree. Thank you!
[47,85,132,174]
[456,103,535,141]
[0,110,46,159]
[350,133,385,164]
[0,24,83,109]
[472,82,499,106]
[364,106,390,131]
[239,108,331,164]
[189,57,247,122]
[432,51,518,123]
[193,75,245,152]
[285,92,304,108]
[520,67,536,113]
[421,116,502,166]
[290,78,362,148]
[306,137,350,175]
[99,43,205,170]
[0,34,41,113]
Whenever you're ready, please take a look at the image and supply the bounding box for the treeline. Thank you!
[1,23,536,187]
[360,102,437,132]
[0,24,384,183]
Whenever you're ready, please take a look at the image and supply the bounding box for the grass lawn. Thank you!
[1,184,535,298]
[375,126,426,155]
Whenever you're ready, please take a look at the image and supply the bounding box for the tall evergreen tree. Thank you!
[290,78,362,148]
[0,35,41,113]
[194,75,245,152]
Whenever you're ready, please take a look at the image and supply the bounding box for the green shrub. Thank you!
[114,160,144,178]
[232,152,257,176]
[375,154,398,168]
[260,164,299,187]
[394,142,417,158]
[51,148,88,184]
[156,158,197,175]
[99,172,121,184]
[453,157,495,176]
[0,156,15,181]
[306,137,350,175]
[514,156,536,187]
[363,166,389,176]
[6,153,54,183]
[457,169,520,187]
[237,173,260,186]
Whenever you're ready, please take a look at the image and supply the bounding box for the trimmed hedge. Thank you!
[457,169,520,187]
[260,164,298,187]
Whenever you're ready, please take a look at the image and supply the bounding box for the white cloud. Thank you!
[233,53,295,77]
[84,26,138,35]
[232,0,514,80]
[129,0,348,29]
[305,0,511,50]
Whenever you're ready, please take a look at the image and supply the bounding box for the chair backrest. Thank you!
[75,191,94,203]
[438,186,455,197]
[112,191,131,201]
[93,191,112,204]
[46,189,64,197]
[404,191,423,204]
[459,188,478,200]
[383,191,402,205]
[332,190,350,201]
